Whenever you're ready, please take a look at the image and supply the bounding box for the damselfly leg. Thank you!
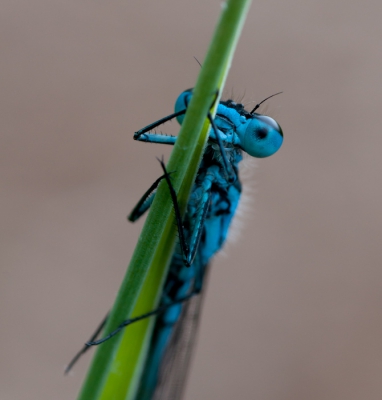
[66,158,210,372]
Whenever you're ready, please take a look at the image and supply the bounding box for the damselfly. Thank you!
[67,89,283,400]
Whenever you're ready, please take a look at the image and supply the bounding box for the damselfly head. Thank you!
[174,88,284,158]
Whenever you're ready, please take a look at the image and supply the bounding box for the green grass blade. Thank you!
[76,1,252,399]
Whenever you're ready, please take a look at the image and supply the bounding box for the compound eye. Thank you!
[242,115,283,158]
[174,89,193,124]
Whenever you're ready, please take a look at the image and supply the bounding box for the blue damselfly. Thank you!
[67,88,283,400]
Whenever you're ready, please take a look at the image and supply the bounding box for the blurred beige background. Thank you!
[2,0,382,399]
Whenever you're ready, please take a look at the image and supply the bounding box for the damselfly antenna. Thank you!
[250,91,283,114]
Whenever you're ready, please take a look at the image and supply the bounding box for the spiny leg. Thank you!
[128,173,172,222]
[133,108,187,145]
[207,112,236,182]
[157,158,213,267]
[134,109,186,140]
[157,157,190,266]
[87,253,210,348]
[86,287,203,347]
[78,160,214,349]
[65,172,172,373]
[206,89,236,181]
[65,313,108,374]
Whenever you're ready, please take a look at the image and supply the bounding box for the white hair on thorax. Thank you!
[216,155,258,260]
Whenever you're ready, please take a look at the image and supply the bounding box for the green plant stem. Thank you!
[76,1,252,399]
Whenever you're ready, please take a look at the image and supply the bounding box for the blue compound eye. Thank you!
[174,89,193,124]
[242,115,283,158]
